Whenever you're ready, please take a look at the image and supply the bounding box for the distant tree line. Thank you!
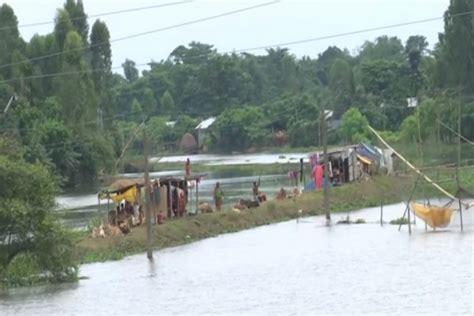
[0,0,473,186]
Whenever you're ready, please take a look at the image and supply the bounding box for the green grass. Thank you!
[76,175,420,263]
[389,217,410,225]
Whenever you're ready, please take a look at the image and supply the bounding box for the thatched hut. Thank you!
[179,133,198,153]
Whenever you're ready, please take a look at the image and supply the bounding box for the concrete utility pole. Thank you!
[143,126,153,260]
[320,109,331,222]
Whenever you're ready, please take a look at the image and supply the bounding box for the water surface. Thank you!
[2,203,472,315]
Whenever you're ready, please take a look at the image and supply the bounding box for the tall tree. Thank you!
[64,0,89,44]
[437,0,474,93]
[329,58,354,117]
[0,4,23,79]
[56,31,97,128]
[90,19,112,118]
[54,9,74,51]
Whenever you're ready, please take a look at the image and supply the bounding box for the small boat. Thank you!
[410,202,455,229]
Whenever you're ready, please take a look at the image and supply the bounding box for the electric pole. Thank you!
[143,125,153,260]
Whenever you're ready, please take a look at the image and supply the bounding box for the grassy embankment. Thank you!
[81,141,473,264]
[76,168,474,264]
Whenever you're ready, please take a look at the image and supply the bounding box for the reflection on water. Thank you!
[1,203,472,315]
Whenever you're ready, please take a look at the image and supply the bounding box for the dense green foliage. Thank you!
[0,140,78,287]
[0,0,473,188]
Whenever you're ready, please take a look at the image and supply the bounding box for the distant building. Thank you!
[195,117,216,148]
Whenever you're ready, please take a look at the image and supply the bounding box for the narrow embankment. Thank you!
[77,175,423,263]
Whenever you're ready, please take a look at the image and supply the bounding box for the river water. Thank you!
[1,203,472,315]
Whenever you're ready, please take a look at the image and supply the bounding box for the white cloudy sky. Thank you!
[9,0,448,72]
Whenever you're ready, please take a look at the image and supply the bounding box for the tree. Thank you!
[54,9,74,51]
[339,107,371,143]
[329,58,354,117]
[316,46,347,85]
[0,4,24,80]
[405,35,428,73]
[56,31,98,127]
[64,0,89,44]
[90,19,113,118]
[358,36,405,62]
[122,59,139,82]
[213,106,267,151]
[0,153,78,286]
[160,90,175,114]
[131,98,143,117]
[437,0,474,93]
[169,41,216,64]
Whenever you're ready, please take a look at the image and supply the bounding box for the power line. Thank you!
[0,0,193,32]
[2,8,473,85]
[0,0,279,71]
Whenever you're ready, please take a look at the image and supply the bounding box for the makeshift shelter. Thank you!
[309,145,359,185]
[98,178,146,225]
[157,174,206,218]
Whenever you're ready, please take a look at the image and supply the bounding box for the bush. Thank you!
[0,155,79,287]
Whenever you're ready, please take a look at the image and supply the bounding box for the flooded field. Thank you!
[1,202,472,314]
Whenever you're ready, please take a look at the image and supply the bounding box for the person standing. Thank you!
[252,181,260,201]
[213,182,224,211]
[185,158,191,178]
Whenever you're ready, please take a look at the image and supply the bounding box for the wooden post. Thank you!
[457,102,462,179]
[380,196,384,226]
[407,200,412,235]
[143,127,153,260]
[416,105,423,166]
[456,101,464,232]
[398,177,418,232]
[380,202,384,226]
[320,109,330,222]
[455,167,464,232]
[196,181,199,214]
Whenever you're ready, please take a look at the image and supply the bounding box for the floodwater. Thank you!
[2,202,472,315]
[56,172,293,229]
[151,152,308,165]
[56,153,307,229]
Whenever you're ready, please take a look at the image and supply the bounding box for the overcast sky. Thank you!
[9,0,449,73]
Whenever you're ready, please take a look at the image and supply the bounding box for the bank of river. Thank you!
[2,201,472,314]
[76,176,420,263]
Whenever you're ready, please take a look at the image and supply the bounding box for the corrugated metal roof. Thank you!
[195,117,216,129]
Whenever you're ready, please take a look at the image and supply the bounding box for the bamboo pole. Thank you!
[380,196,384,227]
[437,120,473,146]
[143,127,153,260]
[368,126,469,208]
[320,110,330,222]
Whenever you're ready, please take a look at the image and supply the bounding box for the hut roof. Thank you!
[180,133,198,151]
[195,117,216,129]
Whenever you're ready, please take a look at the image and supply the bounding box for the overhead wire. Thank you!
[0,0,279,71]
[0,0,193,31]
[2,8,474,85]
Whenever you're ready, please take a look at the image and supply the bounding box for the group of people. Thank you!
[211,178,267,212]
